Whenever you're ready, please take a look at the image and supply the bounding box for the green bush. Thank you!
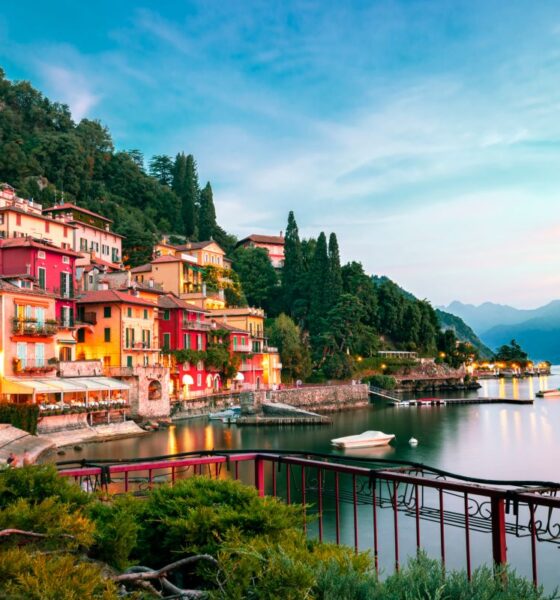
[0,464,90,510]
[365,374,397,389]
[0,548,119,600]
[136,476,304,567]
[88,494,142,570]
[0,403,39,434]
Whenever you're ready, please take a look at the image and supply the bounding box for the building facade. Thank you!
[236,234,285,268]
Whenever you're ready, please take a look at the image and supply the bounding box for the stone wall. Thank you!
[127,366,170,420]
[58,360,103,377]
[37,413,88,434]
[255,383,369,413]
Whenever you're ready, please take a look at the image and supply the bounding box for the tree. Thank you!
[198,182,217,241]
[327,232,343,306]
[149,154,174,186]
[172,153,198,238]
[124,149,144,171]
[232,246,278,312]
[308,232,330,336]
[495,339,528,362]
[267,314,312,382]
[282,211,304,315]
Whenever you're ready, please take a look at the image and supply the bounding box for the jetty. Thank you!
[369,386,534,406]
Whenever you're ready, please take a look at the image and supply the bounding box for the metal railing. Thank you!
[56,450,560,587]
[12,319,58,336]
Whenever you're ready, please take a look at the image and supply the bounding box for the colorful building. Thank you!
[0,184,75,250]
[157,293,213,399]
[0,238,80,361]
[42,202,123,271]
[76,290,160,369]
[236,234,285,268]
[131,254,203,298]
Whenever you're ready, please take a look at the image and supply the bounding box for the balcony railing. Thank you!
[126,342,160,351]
[58,450,560,589]
[13,358,58,374]
[181,320,212,331]
[78,312,97,325]
[12,319,58,337]
[51,286,75,299]
[234,343,252,352]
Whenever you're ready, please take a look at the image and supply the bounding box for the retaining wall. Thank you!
[256,383,369,412]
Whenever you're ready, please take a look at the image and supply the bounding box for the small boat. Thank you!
[409,437,418,446]
[331,430,395,449]
[209,406,241,420]
[536,389,560,398]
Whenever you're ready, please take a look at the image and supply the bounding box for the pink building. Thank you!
[0,238,80,360]
[236,234,285,268]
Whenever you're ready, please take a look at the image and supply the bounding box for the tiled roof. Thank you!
[130,263,153,273]
[43,203,113,223]
[152,255,182,263]
[76,289,157,307]
[158,293,208,312]
[90,256,122,270]
[175,240,225,252]
[236,234,285,246]
[211,319,249,334]
[0,279,55,298]
[0,237,81,257]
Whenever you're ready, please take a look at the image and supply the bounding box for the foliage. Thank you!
[231,246,279,312]
[199,181,217,241]
[0,464,89,510]
[0,548,119,600]
[495,339,529,362]
[266,314,312,382]
[87,494,142,570]
[365,374,397,389]
[0,402,39,434]
[135,476,304,568]
[281,210,305,316]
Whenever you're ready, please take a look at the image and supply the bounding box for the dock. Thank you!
[392,397,534,407]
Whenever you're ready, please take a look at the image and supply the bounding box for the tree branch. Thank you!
[0,528,75,540]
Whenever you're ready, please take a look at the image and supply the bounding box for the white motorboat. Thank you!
[209,406,241,421]
[409,437,419,446]
[331,430,395,449]
[536,389,560,398]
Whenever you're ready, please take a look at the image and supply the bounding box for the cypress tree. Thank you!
[282,211,304,314]
[198,182,217,241]
[327,232,342,306]
[308,231,329,335]
[172,152,198,238]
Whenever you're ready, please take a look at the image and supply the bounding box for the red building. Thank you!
[158,294,212,399]
[0,238,80,342]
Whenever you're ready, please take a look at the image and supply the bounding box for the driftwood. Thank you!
[113,555,219,599]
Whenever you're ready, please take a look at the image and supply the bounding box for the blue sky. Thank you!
[2,1,560,308]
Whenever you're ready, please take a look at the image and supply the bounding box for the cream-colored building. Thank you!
[0,184,75,249]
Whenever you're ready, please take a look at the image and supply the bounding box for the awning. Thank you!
[1,376,130,395]
[234,372,244,382]
[182,374,194,385]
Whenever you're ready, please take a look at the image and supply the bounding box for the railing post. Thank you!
[490,497,507,566]
[255,457,265,497]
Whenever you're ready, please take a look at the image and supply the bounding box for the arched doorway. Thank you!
[148,380,162,401]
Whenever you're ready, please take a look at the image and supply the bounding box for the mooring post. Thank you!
[490,497,507,567]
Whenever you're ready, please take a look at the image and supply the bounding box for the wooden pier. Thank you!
[392,397,533,407]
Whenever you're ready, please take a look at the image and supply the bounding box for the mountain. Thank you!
[442,300,560,362]
[435,309,493,358]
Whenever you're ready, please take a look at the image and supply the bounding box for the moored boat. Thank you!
[209,406,241,420]
[536,389,560,398]
[331,430,395,449]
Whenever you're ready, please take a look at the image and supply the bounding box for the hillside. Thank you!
[0,68,235,266]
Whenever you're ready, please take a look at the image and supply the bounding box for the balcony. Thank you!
[79,312,97,325]
[57,317,76,329]
[13,358,57,375]
[234,343,252,353]
[52,286,75,299]
[181,320,212,331]
[126,342,160,351]
[264,346,279,353]
[12,318,58,337]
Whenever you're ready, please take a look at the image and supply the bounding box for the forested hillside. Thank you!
[0,68,234,265]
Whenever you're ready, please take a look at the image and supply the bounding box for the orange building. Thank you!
[236,234,285,268]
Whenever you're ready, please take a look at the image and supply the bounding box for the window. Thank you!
[103,306,111,318]
[104,328,111,342]
[197,374,202,387]
[197,334,203,350]
[143,309,148,319]
[112,248,120,263]
[163,309,170,321]
[126,355,133,368]
[80,238,88,251]
[45,221,50,233]
[197,360,203,371]
[61,306,73,327]
[127,307,132,318]
[37,251,46,259]
[37,267,46,290]
[163,333,171,349]
[16,214,21,226]
[59,272,72,298]
[16,342,27,368]
[0,214,4,224]
[35,343,45,367]
[35,307,45,326]
[77,329,85,343]
[102,244,109,255]
[183,333,190,349]
[143,355,149,366]
[64,226,68,238]
[62,256,70,264]
[233,335,237,350]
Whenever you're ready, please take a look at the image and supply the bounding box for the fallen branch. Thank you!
[113,555,218,583]
[0,528,75,540]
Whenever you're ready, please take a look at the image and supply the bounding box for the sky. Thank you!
[2,1,560,308]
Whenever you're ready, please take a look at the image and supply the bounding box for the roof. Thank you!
[209,307,265,318]
[211,319,249,334]
[0,237,81,257]
[116,284,166,296]
[0,205,78,228]
[0,278,55,298]
[175,240,225,252]
[152,255,182,264]
[90,255,121,270]
[236,234,285,246]
[158,293,208,312]
[76,290,157,307]
[130,263,153,274]
[43,203,113,223]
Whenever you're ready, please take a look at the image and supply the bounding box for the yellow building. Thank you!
[76,290,160,369]
[130,254,202,297]
[0,184,74,250]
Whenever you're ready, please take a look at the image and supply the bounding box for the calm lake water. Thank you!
[53,368,560,588]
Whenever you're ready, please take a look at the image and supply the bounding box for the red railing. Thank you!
[57,451,560,587]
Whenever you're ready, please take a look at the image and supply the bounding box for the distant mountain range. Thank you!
[441,300,560,362]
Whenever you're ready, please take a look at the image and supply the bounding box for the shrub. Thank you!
[0,464,90,509]
[365,374,397,389]
[88,494,143,570]
[0,548,119,600]
[0,403,39,434]
[136,476,304,567]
